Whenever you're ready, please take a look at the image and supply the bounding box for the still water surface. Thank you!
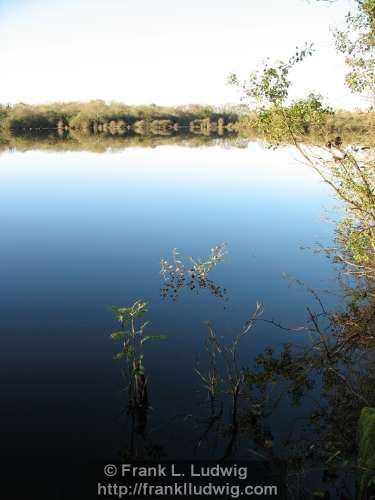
[0,142,341,495]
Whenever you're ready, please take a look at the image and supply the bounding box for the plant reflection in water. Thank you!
[160,244,228,302]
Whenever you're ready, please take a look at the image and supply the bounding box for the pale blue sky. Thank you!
[0,0,364,109]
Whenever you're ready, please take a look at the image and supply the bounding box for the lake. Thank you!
[0,137,342,498]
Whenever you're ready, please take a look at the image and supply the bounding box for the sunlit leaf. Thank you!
[113,352,127,361]
[141,335,167,345]
[110,331,126,341]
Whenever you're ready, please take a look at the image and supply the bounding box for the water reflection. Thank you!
[112,250,375,498]
[160,244,228,302]
[0,128,247,154]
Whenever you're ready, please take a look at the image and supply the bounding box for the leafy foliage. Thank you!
[333,0,375,101]
[228,45,332,144]
[228,39,375,283]
[109,300,166,376]
[228,43,314,106]
[358,407,375,497]
[249,93,333,145]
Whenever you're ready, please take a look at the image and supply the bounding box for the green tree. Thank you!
[333,0,375,102]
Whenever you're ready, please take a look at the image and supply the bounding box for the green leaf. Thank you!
[110,331,126,341]
[108,305,127,314]
[113,352,127,361]
[138,321,150,335]
[108,300,148,323]
[133,365,145,376]
[125,345,134,356]
[141,335,167,345]
[131,300,148,318]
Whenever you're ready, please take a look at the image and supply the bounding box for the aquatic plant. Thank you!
[160,243,228,301]
[109,300,166,436]
[358,407,375,498]
[109,300,166,374]
[194,302,265,459]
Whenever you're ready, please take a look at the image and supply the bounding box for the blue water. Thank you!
[0,142,341,495]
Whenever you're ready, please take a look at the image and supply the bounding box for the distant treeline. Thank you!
[0,101,240,133]
[0,101,373,144]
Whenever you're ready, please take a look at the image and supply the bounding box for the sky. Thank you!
[0,0,366,109]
